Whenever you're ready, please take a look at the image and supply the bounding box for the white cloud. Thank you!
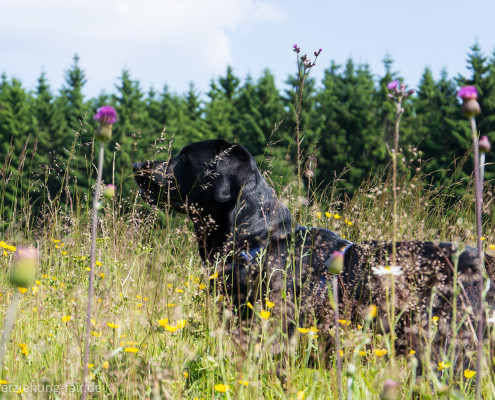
[1,0,284,95]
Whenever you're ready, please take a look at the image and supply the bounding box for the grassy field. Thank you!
[0,138,495,399]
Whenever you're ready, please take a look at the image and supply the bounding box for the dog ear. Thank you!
[213,142,253,203]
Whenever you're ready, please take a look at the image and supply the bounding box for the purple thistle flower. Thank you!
[387,80,399,90]
[457,86,478,100]
[292,44,300,53]
[94,106,118,125]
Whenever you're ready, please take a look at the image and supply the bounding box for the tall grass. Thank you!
[0,129,494,399]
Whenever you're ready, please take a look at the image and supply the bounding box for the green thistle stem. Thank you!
[0,291,20,368]
[333,275,342,400]
[82,141,105,399]
[470,116,484,400]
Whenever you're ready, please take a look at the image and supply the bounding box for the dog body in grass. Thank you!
[134,139,495,364]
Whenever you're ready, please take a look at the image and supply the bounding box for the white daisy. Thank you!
[371,265,403,277]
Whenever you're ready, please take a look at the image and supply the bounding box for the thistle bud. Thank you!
[10,247,37,289]
[479,136,491,153]
[94,106,117,142]
[380,379,399,400]
[325,251,344,275]
[457,86,481,118]
[102,184,116,200]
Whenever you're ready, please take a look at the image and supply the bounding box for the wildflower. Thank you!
[260,310,271,320]
[0,241,16,252]
[298,327,310,334]
[175,288,184,293]
[18,287,28,294]
[265,299,275,309]
[107,323,120,329]
[166,303,175,308]
[310,326,319,333]
[95,261,102,266]
[297,391,305,400]
[357,324,363,330]
[437,361,451,371]
[102,361,109,369]
[326,251,344,275]
[409,349,416,355]
[18,343,28,356]
[87,363,94,368]
[337,319,350,325]
[316,212,322,219]
[246,302,254,310]
[86,267,91,272]
[238,380,249,386]
[102,184,116,200]
[292,44,300,53]
[0,380,8,384]
[387,80,399,90]
[209,272,218,280]
[479,136,491,153]
[432,316,439,324]
[214,384,229,393]
[325,212,332,218]
[464,369,476,379]
[124,347,138,353]
[368,305,377,318]
[92,331,102,338]
[359,350,367,356]
[374,349,387,357]
[62,315,71,322]
[10,247,37,288]
[371,265,403,277]
[94,105,118,142]
[457,86,481,117]
[98,273,105,279]
[333,214,342,219]
[198,283,206,290]
[157,318,168,327]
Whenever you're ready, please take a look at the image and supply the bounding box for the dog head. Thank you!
[133,139,258,213]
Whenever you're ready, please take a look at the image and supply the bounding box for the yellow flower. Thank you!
[183,372,189,378]
[265,299,275,309]
[325,212,332,218]
[61,251,67,256]
[316,212,322,219]
[246,302,254,310]
[199,283,206,290]
[432,316,439,323]
[310,326,319,333]
[297,391,305,400]
[157,319,169,328]
[260,310,271,320]
[98,273,105,279]
[238,380,249,386]
[209,272,219,280]
[339,350,344,357]
[489,244,495,250]
[166,303,176,308]
[409,349,416,355]
[0,380,8,384]
[91,331,102,338]
[35,280,41,285]
[437,361,451,371]
[102,361,109,369]
[51,239,60,244]
[214,384,229,393]
[464,369,476,379]
[333,214,342,219]
[298,328,310,334]
[62,315,71,322]
[374,349,387,357]
[175,288,184,293]
[95,261,102,266]
[86,267,91,272]
[337,319,350,325]
[107,323,120,329]
[359,351,367,356]
[124,347,139,353]
[167,284,172,288]
[80,256,87,261]
[87,363,94,368]
[18,343,28,356]
[345,218,353,226]
[18,287,28,294]
[367,305,377,319]
[357,324,363,330]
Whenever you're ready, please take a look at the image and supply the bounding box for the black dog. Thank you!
[133,139,495,364]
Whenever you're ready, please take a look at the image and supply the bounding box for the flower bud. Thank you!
[102,184,116,200]
[479,136,491,153]
[325,251,344,275]
[95,123,113,142]
[380,379,399,400]
[461,98,481,118]
[10,247,37,289]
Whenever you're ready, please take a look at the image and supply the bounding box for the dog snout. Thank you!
[132,161,153,174]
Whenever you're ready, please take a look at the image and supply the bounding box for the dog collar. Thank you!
[239,246,262,262]
[340,242,354,255]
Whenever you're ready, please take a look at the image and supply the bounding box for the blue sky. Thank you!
[2,0,495,99]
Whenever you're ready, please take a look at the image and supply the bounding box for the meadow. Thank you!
[0,124,494,400]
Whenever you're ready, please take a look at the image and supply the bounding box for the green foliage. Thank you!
[1,44,495,226]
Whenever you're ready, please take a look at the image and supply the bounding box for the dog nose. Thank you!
[133,161,152,173]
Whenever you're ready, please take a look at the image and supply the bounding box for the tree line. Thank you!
[0,44,494,223]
